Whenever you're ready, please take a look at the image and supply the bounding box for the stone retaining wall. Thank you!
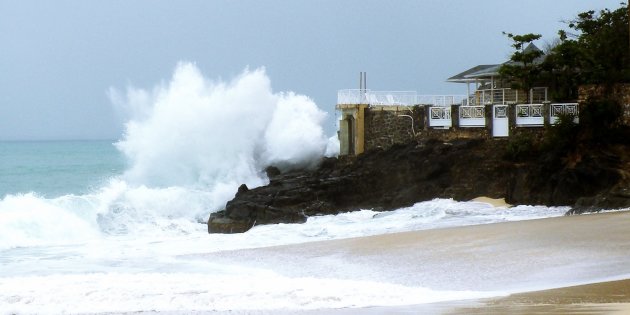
[364,105,423,151]
[345,102,565,154]
[579,84,630,126]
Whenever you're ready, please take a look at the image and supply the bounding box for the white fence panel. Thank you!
[459,106,485,127]
[550,103,579,124]
[516,104,544,126]
[429,106,452,128]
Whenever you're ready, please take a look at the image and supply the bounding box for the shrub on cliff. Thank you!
[504,133,537,162]
[538,97,626,171]
[579,97,626,144]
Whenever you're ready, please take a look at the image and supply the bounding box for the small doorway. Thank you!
[345,115,355,155]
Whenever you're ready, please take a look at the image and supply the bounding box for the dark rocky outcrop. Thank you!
[207,138,630,233]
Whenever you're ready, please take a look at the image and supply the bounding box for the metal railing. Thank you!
[459,105,485,127]
[550,103,579,124]
[337,89,466,106]
[337,89,417,106]
[468,87,548,105]
[338,87,549,107]
[416,95,467,106]
[515,104,544,126]
[337,89,369,104]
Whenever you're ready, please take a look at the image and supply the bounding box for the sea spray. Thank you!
[0,64,333,249]
[107,63,332,223]
[113,63,329,188]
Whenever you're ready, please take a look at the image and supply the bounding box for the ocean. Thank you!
[0,140,577,314]
[0,141,125,198]
[0,64,609,314]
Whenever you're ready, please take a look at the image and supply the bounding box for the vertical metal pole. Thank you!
[490,76,494,104]
[476,79,480,104]
[466,82,470,105]
[359,72,361,104]
[360,72,365,103]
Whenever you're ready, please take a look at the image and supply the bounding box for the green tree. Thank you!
[499,33,544,103]
[543,4,630,95]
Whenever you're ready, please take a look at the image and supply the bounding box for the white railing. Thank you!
[337,89,369,104]
[550,103,579,124]
[428,106,452,128]
[516,104,544,126]
[416,95,467,106]
[468,87,548,105]
[337,90,466,106]
[337,89,417,106]
[338,87,549,107]
[459,106,485,127]
[367,91,418,105]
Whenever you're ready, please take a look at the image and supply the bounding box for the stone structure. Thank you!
[335,47,586,156]
[336,102,568,155]
[364,105,422,151]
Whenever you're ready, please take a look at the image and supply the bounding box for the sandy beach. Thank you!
[450,278,630,314]
[198,210,630,314]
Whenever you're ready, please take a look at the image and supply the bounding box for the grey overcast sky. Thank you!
[0,0,624,140]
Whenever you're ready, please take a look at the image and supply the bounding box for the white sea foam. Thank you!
[0,273,504,314]
[112,62,328,186]
[0,198,590,313]
[0,63,586,312]
[0,193,100,249]
[0,64,332,250]
[325,134,340,157]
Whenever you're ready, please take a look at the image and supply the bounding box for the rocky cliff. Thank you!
[208,137,630,233]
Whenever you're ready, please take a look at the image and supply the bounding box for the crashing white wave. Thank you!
[0,64,332,250]
[0,272,505,314]
[0,198,570,312]
[112,63,328,187]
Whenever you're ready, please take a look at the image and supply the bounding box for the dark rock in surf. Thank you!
[208,138,630,233]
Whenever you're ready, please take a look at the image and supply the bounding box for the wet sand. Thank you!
[129,211,630,314]
[316,279,630,315]
[319,211,630,314]
[195,210,630,314]
[471,196,510,207]
[448,278,630,315]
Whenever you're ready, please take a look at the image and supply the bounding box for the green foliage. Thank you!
[498,4,630,101]
[542,112,580,153]
[499,33,544,102]
[578,98,625,143]
[542,98,625,154]
[543,4,630,97]
[539,39,582,101]
[504,133,537,161]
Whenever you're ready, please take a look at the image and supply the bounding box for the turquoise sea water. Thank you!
[0,140,125,198]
